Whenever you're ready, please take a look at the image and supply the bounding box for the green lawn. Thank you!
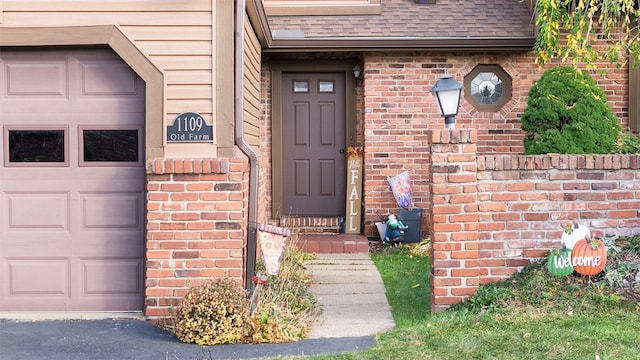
[312,244,640,360]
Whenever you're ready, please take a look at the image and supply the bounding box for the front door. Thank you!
[281,73,346,217]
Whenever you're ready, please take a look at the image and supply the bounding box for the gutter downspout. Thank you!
[234,0,259,291]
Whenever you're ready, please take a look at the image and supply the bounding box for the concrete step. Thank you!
[297,234,370,254]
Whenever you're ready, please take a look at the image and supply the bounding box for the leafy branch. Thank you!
[534,0,640,69]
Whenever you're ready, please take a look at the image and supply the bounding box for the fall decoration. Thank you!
[561,222,590,249]
[257,224,290,276]
[570,235,607,276]
[547,245,574,276]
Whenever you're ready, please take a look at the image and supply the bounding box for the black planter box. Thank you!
[397,208,423,244]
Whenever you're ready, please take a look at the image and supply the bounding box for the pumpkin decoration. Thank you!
[570,235,607,276]
[561,222,591,249]
[547,245,574,276]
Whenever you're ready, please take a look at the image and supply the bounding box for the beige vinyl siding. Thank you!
[243,13,262,149]
[2,0,228,151]
[1,1,209,12]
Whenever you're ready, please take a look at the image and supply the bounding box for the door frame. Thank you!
[270,61,358,219]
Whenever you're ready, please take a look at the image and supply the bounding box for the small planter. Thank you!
[397,208,423,244]
[375,222,387,241]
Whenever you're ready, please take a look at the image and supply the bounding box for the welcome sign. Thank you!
[547,225,607,276]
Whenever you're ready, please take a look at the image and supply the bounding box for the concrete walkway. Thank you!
[306,253,396,338]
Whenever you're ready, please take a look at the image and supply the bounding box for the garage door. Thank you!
[0,48,145,311]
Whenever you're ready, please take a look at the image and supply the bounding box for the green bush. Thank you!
[174,278,249,345]
[521,66,621,154]
[612,131,640,154]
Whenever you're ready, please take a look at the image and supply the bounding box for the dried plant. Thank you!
[246,233,319,343]
[174,278,249,345]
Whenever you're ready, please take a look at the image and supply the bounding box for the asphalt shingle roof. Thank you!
[267,0,535,39]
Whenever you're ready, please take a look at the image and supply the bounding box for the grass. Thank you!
[311,236,640,360]
[368,247,431,328]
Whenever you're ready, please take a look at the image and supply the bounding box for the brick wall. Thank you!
[144,158,249,319]
[361,51,629,240]
[429,129,640,312]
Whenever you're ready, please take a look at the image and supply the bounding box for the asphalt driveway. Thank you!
[0,319,375,360]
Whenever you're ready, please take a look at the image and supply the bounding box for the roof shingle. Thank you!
[267,0,535,39]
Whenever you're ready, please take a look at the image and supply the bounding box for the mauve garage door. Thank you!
[0,48,145,311]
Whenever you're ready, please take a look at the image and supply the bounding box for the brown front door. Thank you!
[281,73,346,216]
[0,48,145,312]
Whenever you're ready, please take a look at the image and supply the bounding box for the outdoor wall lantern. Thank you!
[352,64,363,83]
[430,74,463,129]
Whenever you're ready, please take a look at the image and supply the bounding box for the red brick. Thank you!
[450,251,478,259]
[201,250,230,258]
[610,210,636,218]
[171,213,200,221]
[451,287,479,296]
[160,183,184,192]
[145,288,174,296]
[147,250,172,259]
[449,194,476,204]
[448,174,476,183]
[432,205,461,214]
[171,193,199,201]
[188,241,215,249]
[479,203,507,212]
[432,277,462,286]
[159,241,188,249]
[432,296,464,305]
[145,307,171,317]
[449,213,478,222]
[433,223,462,232]
[147,269,174,278]
[160,222,187,230]
[173,251,199,259]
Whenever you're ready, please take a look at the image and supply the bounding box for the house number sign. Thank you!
[167,112,213,142]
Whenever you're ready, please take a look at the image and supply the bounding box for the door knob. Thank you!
[339,149,345,154]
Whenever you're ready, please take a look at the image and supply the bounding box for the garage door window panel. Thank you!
[4,127,68,166]
[79,127,142,166]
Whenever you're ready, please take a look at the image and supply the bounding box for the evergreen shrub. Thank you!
[521,66,621,154]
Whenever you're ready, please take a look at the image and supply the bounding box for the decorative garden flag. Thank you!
[257,224,290,275]
[387,171,413,210]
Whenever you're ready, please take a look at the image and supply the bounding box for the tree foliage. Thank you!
[534,0,640,69]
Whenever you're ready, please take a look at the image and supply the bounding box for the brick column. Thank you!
[145,158,249,319]
[428,129,480,313]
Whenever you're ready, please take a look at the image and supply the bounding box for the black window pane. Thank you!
[83,130,139,162]
[9,130,65,163]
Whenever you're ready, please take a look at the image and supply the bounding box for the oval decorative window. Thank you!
[464,65,512,112]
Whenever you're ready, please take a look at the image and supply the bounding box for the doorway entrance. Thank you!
[281,72,346,216]
[270,62,358,224]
